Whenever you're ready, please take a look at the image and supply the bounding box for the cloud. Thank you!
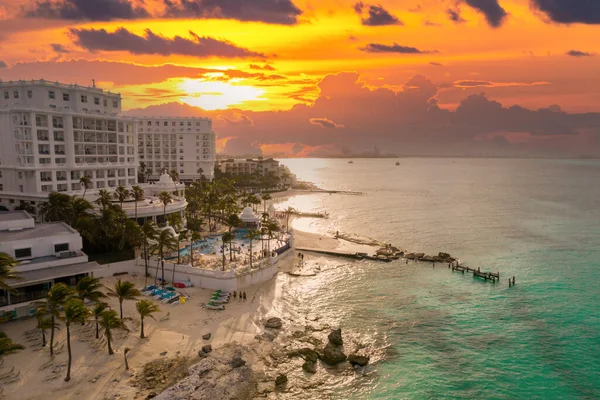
[454,80,550,88]
[566,50,594,57]
[162,0,302,25]
[447,8,466,23]
[354,2,402,26]
[24,0,149,21]
[249,64,275,70]
[429,62,444,67]
[216,113,254,127]
[359,42,438,54]
[0,60,7,68]
[51,43,70,53]
[531,0,600,24]
[463,0,507,28]
[222,137,262,155]
[69,28,265,58]
[309,117,344,128]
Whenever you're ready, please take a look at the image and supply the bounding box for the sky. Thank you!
[1,0,600,157]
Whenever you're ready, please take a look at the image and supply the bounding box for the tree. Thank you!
[225,214,242,233]
[222,232,235,268]
[138,162,148,183]
[136,300,160,339]
[246,229,260,268]
[13,202,36,216]
[43,283,73,356]
[190,231,202,268]
[106,279,141,320]
[265,219,280,253]
[0,252,22,291]
[114,186,130,208]
[124,347,131,370]
[62,298,89,381]
[176,230,188,267]
[95,189,112,211]
[92,302,108,339]
[167,212,183,231]
[158,191,172,225]
[39,192,71,222]
[142,222,159,287]
[99,310,122,355]
[79,175,92,199]
[35,306,55,348]
[261,193,272,214]
[75,276,107,303]
[131,186,145,223]
[0,332,24,357]
[150,229,178,286]
[69,197,96,243]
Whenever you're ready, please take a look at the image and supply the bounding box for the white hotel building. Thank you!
[0,80,217,221]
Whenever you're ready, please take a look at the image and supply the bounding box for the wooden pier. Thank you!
[294,248,393,262]
[451,264,500,283]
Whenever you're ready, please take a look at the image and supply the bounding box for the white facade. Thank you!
[218,157,296,186]
[0,80,137,210]
[137,117,216,181]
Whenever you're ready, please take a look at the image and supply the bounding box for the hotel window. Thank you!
[48,91,55,99]
[164,121,168,126]
[0,184,3,191]
[147,121,152,126]
[81,95,88,103]
[94,97,100,105]
[63,93,70,101]
[13,91,19,99]
[196,122,200,126]
[14,248,32,259]
[179,149,183,153]
[27,90,33,98]
[112,100,119,108]
[172,122,176,126]
[155,121,159,126]
[180,122,184,126]
[103,99,108,107]
[54,243,70,253]
[3,91,9,99]
[187,122,191,126]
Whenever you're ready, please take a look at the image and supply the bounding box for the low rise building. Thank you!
[0,210,101,319]
[218,157,296,188]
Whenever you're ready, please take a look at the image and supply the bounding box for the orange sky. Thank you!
[1,0,600,156]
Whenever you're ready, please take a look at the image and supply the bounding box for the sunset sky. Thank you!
[1,0,600,157]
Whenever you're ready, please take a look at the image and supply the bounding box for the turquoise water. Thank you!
[178,230,251,257]
[276,158,600,399]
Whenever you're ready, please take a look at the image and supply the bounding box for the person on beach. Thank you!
[243,292,247,301]
[233,291,237,299]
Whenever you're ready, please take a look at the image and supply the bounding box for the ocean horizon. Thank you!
[275,157,600,399]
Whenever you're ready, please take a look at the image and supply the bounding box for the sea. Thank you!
[271,158,600,400]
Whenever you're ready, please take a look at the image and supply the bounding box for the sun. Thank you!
[178,78,265,110]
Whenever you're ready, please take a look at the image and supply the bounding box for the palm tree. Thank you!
[245,229,260,268]
[222,232,235,268]
[0,252,22,291]
[75,276,107,303]
[190,231,202,268]
[138,162,148,183]
[35,306,55,347]
[150,229,178,286]
[124,347,131,370]
[95,189,112,211]
[131,186,145,223]
[142,222,158,287]
[62,298,89,382]
[265,219,280,253]
[106,279,141,319]
[69,197,96,243]
[225,214,242,233]
[92,302,108,339]
[158,191,172,225]
[136,300,160,339]
[261,193,272,214]
[168,169,180,194]
[114,185,130,208]
[38,283,73,356]
[99,310,122,355]
[176,230,188,266]
[79,175,92,199]
[0,332,24,356]
[39,192,71,222]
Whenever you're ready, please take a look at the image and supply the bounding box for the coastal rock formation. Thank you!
[202,333,211,340]
[322,343,347,365]
[201,345,212,354]
[302,360,317,373]
[264,317,283,329]
[287,347,319,363]
[275,373,288,387]
[348,354,370,367]
[328,329,343,346]
[230,356,246,369]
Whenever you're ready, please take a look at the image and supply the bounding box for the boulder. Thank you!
[302,361,317,373]
[275,374,288,387]
[201,345,212,354]
[264,317,283,329]
[287,348,319,363]
[202,333,211,340]
[321,343,347,365]
[347,354,370,367]
[328,329,343,346]
[145,392,157,399]
[231,356,246,369]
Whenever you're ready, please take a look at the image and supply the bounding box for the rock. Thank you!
[255,331,277,342]
[231,356,246,369]
[264,317,282,329]
[287,348,319,363]
[159,351,167,356]
[202,333,211,340]
[328,329,343,346]
[347,354,370,367]
[275,374,288,387]
[201,345,212,354]
[321,343,347,365]
[302,361,317,373]
[145,392,157,399]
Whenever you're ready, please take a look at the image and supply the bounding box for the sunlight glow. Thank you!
[178,79,265,110]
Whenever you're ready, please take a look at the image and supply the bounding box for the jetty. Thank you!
[289,211,329,219]
[451,263,500,283]
[295,248,394,262]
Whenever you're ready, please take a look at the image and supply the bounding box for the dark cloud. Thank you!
[359,42,437,54]
[354,2,402,26]
[216,113,254,127]
[463,0,507,27]
[531,0,600,24]
[249,64,275,70]
[566,50,594,57]
[429,62,444,67]
[455,80,492,87]
[162,0,302,25]
[309,117,344,128]
[51,43,70,53]
[0,60,7,68]
[447,8,466,23]
[24,0,149,21]
[69,28,265,58]
[223,137,262,156]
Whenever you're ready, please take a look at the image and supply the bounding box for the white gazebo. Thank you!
[267,203,277,218]
[239,206,260,227]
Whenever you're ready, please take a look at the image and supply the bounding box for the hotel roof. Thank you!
[0,221,77,241]
[0,210,31,222]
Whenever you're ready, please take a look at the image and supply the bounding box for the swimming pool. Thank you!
[178,229,252,257]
